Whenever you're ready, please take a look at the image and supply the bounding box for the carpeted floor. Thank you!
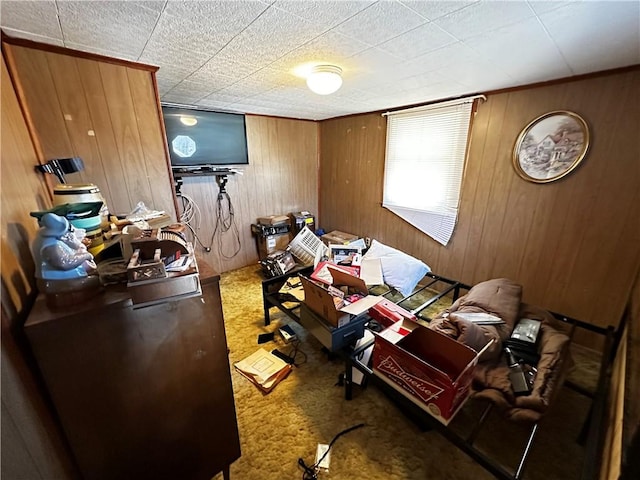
[213,265,598,480]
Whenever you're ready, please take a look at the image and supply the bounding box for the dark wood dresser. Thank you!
[24,264,240,480]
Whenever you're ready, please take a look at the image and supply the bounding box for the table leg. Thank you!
[344,355,353,400]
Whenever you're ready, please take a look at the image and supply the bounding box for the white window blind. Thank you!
[383,99,476,246]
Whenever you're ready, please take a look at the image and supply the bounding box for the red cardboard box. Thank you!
[369,298,417,328]
[373,319,487,425]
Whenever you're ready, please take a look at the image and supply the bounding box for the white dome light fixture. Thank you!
[306,64,343,95]
[179,116,198,126]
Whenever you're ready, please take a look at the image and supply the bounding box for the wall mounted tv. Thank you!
[162,106,249,171]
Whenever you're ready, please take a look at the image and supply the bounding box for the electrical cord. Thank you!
[176,182,241,258]
[210,190,241,259]
[284,339,307,367]
[298,423,366,480]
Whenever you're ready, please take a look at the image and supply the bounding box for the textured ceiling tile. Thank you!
[268,31,370,73]
[165,79,217,98]
[539,1,640,73]
[0,0,61,40]
[57,1,160,57]
[272,0,375,28]
[400,0,479,21]
[188,56,259,83]
[377,22,458,59]
[218,6,328,66]
[378,70,450,93]
[139,39,212,71]
[332,1,427,46]
[526,0,577,17]
[346,47,404,80]
[150,1,269,56]
[440,58,513,90]
[156,63,196,83]
[434,0,536,41]
[467,17,571,82]
[403,41,477,76]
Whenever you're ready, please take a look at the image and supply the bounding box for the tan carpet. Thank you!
[213,265,595,480]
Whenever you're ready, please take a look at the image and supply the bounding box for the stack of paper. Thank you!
[234,348,293,394]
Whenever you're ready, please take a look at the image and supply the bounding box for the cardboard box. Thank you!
[256,232,291,260]
[369,298,417,329]
[257,215,290,226]
[321,230,359,246]
[300,266,381,328]
[290,212,315,235]
[372,319,487,425]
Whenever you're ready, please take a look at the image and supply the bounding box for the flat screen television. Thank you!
[162,106,249,171]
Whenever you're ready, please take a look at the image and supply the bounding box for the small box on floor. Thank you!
[260,250,296,278]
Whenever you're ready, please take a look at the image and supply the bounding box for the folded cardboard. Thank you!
[310,261,359,285]
[300,266,381,327]
[373,319,489,425]
[321,230,359,246]
[257,215,290,226]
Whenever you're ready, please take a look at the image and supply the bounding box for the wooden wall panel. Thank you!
[3,46,73,160]
[1,54,75,480]
[319,68,640,329]
[74,58,130,213]
[4,43,176,218]
[177,115,318,273]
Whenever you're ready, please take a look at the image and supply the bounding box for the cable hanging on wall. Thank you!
[210,174,241,259]
[175,174,241,259]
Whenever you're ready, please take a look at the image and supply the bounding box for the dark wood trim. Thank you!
[152,73,180,216]
[244,112,317,123]
[1,44,55,203]
[1,30,158,72]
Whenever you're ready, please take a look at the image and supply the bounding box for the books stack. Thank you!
[234,348,293,394]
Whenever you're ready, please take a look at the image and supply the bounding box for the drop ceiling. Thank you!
[1,1,638,121]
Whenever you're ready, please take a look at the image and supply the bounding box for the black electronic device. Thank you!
[251,223,291,237]
[162,105,249,170]
[505,347,531,396]
[279,324,297,343]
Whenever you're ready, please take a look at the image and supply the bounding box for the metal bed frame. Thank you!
[344,272,618,480]
[261,269,618,480]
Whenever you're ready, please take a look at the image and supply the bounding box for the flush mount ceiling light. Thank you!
[306,65,343,95]
[180,116,198,126]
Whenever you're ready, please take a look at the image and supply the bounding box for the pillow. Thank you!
[362,239,430,296]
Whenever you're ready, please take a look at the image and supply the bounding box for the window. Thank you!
[383,97,479,246]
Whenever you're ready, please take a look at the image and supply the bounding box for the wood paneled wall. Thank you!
[320,68,640,330]
[3,42,176,219]
[177,115,318,272]
[1,55,75,480]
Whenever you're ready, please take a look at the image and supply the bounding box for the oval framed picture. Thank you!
[512,110,590,183]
